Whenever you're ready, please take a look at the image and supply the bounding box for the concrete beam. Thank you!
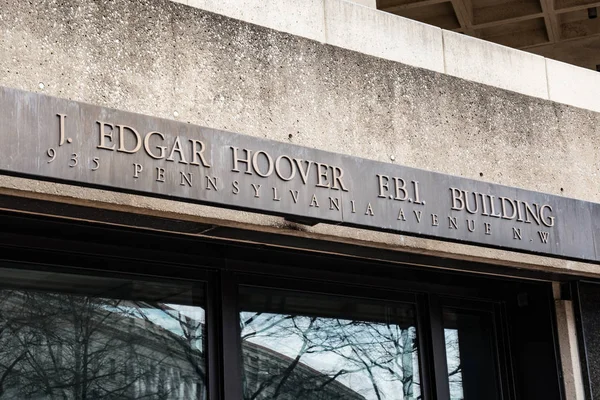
[173,0,600,114]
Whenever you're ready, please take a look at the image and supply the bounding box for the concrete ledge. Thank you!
[547,59,600,113]
[178,0,326,43]
[174,0,600,114]
[324,0,444,73]
[443,31,548,100]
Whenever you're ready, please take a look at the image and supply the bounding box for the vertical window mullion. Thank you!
[428,294,452,400]
[219,270,243,400]
[205,271,222,400]
[416,293,436,400]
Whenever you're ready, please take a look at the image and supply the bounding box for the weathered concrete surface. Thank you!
[547,58,600,113]
[174,0,600,111]
[1,0,600,276]
[442,30,549,100]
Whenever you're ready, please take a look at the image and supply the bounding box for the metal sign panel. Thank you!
[0,86,597,262]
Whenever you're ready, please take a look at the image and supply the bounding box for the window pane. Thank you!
[239,286,421,400]
[0,267,206,399]
[443,308,500,400]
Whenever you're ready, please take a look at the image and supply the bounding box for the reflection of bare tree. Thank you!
[444,329,463,400]
[240,312,420,400]
[0,290,206,400]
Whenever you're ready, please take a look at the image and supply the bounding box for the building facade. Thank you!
[1,0,600,399]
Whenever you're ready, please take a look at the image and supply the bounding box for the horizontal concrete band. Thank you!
[172,0,600,113]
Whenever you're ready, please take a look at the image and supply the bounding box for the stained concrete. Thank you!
[1,0,600,276]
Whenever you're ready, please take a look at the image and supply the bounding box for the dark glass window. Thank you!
[0,267,206,399]
[239,286,420,400]
[443,307,500,400]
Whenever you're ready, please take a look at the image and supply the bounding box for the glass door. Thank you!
[442,301,503,400]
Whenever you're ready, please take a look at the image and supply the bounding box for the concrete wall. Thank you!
[173,0,600,113]
[1,0,600,280]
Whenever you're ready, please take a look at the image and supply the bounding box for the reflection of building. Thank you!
[243,341,366,400]
[0,293,207,400]
[0,292,367,400]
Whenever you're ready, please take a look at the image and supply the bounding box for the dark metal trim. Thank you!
[427,294,451,400]
[572,281,594,400]
[0,193,584,284]
[220,270,244,400]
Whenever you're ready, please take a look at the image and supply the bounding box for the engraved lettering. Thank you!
[489,195,502,218]
[431,214,439,226]
[310,194,320,208]
[97,121,116,150]
[331,167,348,191]
[524,202,541,225]
[538,231,550,243]
[294,159,313,185]
[289,190,299,204]
[156,167,165,182]
[272,187,281,201]
[189,139,211,167]
[91,157,100,171]
[275,155,296,181]
[500,197,517,220]
[513,227,522,240]
[484,222,492,235]
[180,172,193,187]
[57,113,67,146]
[365,203,374,216]
[479,192,490,216]
[450,188,465,211]
[252,150,274,178]
[231,147,252,174]
[351,200,356,213]
[133,163,143,178]
[467,219,475,232]
[206,176,218,191]
[447,188,555,228]
[251,184,261,198]
[515,200,524,222]
[398,209,406,221]
[465,191,479,214]
[167,136,188,164]
[315,163,330,188]
[393,178,408,201]
[69,153,78,168]
[448,216,458,229]
[232,180,240,195]
[329,197,340,211]
[144,132,167,159]
[377,175,389,198]
[414,210,422,223]
[540,205,555,227]
[412,181,423,205]
[47,148,56,163]
[116,125,142,154]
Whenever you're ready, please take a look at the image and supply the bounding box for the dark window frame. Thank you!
[0,210,566,400]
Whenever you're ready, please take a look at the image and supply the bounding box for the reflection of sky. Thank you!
[241,312,421,400]
[142,304,205,334]
[106,302,205,348]
[444,329,463,400]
